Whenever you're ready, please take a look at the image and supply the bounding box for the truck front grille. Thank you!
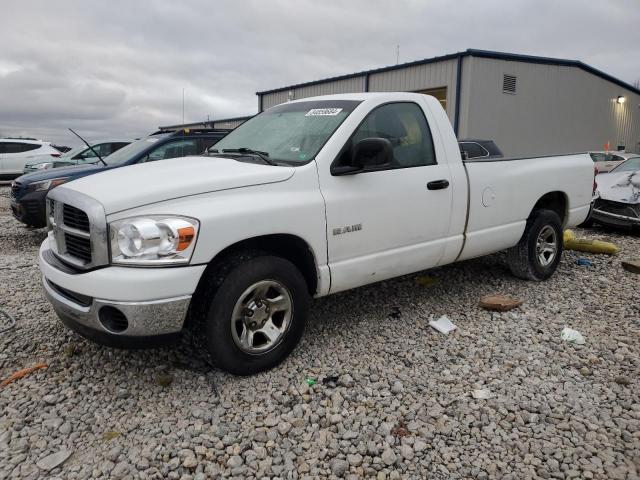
[64,232,92,262]
[47,188,108,270]
[63,204,91,232]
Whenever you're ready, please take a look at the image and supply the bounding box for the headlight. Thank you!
[33,162,54,170]
[27,177,69,192]
[109,216,199,266]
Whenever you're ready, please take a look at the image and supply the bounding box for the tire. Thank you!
[507,209,563,281]
[193,252,310,375]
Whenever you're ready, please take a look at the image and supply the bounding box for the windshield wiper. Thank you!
[216,147,278,166]
[68,128,107,166]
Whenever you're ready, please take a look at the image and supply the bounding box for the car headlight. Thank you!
[33,162,54,170]
[109,216,199,266]
[27,177,69,192]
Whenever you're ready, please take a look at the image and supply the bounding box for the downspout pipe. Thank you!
[453,54,463,137]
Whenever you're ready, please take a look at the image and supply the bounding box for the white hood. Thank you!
[596,170,640,204]
[62,156,295,213]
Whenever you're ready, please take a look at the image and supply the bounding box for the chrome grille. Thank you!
[64,232,92,262]
[47,188,109,270]
[63,204,90,232]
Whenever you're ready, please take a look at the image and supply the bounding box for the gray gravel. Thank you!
[0,184,639,479]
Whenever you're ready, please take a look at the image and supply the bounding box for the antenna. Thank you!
[396,44,400,65]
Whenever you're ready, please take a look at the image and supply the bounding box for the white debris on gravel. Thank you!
[0,185,638,479]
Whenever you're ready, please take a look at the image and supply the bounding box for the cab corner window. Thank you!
[345,102,436,170]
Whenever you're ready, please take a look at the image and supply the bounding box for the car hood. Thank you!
[596,170,640,204]
[60,156,296,214]
[17,163,103,183]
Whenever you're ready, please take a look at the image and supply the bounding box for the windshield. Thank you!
[59,146,86,159]
[611,157,640,172]
[212,100,362,164]
[103,134,170,165]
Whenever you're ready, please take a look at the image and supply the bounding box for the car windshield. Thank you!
[103,135,170,165]
[212,100,362,164]
[611,157,640,172]
[59,146,86,159]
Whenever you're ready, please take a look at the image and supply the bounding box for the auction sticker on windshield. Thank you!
[305,108,343,116]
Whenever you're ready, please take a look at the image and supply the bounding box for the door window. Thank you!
[347,102,436,169]
[2,142,41,153]
[142,139,200,163]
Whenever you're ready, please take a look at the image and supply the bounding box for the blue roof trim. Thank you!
[256,48,640,97]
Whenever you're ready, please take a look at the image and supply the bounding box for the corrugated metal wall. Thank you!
[460,57,640,156]
[212,118,248,129]
[260,76,367,110]
[368,58,458,120]
[259,58,458,119]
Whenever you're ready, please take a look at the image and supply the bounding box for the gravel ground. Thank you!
[0,184,638,480]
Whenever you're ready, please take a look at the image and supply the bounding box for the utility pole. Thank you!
[182,88,185,125]
[396,44,400,65]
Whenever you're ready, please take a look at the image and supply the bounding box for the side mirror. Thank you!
[353,138,393,170]
[331,138,393,176]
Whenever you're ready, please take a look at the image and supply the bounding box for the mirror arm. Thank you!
[331,165,362,176]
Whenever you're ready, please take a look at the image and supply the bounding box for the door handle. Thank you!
[427,179,450,190]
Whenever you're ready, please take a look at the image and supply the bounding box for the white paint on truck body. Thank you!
[41,92,594,306]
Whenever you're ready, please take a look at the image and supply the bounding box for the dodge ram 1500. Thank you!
[39,93,594,375]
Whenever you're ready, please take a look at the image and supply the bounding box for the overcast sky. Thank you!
[1,0,639,146]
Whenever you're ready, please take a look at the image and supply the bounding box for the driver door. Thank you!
[319,102,453,293]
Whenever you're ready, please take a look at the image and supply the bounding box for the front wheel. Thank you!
[196,253,310,375]
[507,209,563,281]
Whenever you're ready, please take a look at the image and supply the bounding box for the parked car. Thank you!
[52,145,73,153]
[591,156,640,228]
[38,92,594,375]
[589,151,637,173]
[0,138,62,179]
[11,128,228,227]
[458,139,503,160]
[23,140,131,173]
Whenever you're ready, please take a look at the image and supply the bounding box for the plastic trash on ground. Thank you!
[561,327,585,345]
[563,230,620,255]
[429,315,456,335]
[472,388,492,399]
[576,258,594,267]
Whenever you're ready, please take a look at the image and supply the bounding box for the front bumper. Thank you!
[592,208,640,228]
[10,190,47,227]
[39,241,206,346]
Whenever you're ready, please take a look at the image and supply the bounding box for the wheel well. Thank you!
[205,234,318,295]
[531,192,568,225]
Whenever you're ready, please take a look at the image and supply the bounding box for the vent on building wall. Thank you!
[502,74,517,94]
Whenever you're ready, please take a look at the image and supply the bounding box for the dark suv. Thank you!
[11,128,229,227]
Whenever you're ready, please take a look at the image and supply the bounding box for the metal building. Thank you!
[158,115,251,132]
[255,49,640,157]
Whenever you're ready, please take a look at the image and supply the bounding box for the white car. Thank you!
[0,138,61,179]
[23,140,131,173]
[589,151,638,173]
[39,92,594,375]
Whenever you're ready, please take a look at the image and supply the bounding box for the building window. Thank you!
[502,74,517,94]
[416,87,447,111]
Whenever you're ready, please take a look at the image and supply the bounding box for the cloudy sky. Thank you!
[2,0,639,146]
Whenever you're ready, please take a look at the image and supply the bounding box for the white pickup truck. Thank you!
[39,93,594,375]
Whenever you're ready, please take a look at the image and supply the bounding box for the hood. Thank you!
[60,155,295,213]
[596,170,640,204]
[17,163,103,183]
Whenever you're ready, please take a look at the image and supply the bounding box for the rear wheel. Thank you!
[194,253,310,375]
[507,209,563,281]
